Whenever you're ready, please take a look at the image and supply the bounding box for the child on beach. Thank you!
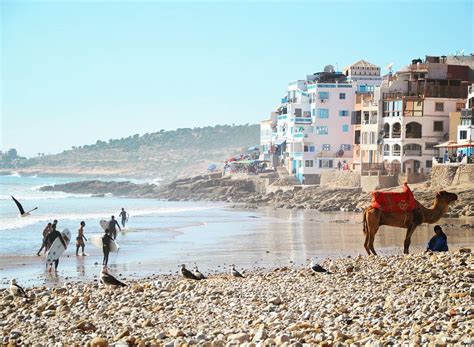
[36,222,52,256]
[76,221,88,256]
[102,229,113,266]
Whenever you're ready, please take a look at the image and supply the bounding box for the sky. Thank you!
[1,0,473,157]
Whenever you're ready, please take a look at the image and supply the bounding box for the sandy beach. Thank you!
[2,250,472,346]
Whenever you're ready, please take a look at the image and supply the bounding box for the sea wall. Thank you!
[320,172,361,188]
[360,175,399,192]
[430,164,474,189]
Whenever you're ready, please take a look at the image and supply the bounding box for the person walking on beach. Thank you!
[36,222,52,256]
[426,225,449,252]
[76,221,87,256]
[108,215,121,239]
[102,229,113,266]
[119,208,128,228]
[46,224,67,271]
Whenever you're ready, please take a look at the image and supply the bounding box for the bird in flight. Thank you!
[11,196,38,217]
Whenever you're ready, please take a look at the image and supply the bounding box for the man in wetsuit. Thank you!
[108,215,121,240]
[119,208,128,228]
[102,229,113,266]
[46,224,67,271]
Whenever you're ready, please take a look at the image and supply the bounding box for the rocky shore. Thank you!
[2,251,472,346]
[40,174,474,218]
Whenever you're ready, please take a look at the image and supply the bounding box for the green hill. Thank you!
[20,124,260,181]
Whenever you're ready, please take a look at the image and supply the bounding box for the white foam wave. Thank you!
[0,192,92,201]
[2,172,21,177]
[0,204,222,231]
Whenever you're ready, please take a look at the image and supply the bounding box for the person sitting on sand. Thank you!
[426,225,448,252]
[108,215,121,239]
[76,221,87,256]
[102,229,113,266]
[37,222,52,256]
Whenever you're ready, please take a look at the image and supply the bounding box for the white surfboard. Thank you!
[45,228,71,266]
[100,220,109,231]
[89,234,120,253]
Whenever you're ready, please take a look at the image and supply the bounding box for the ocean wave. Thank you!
[1,172,21,177]
[0,204,222,231]
[0,192,93,201]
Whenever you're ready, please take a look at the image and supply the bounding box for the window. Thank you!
[315,126,328,134]
[294,108,302,117]
[312,108,316,116]
[317,109,329,118]
[339,110,349,117]
[383,144,390,156]
[435,102,444,112]
[341,144,351,151]
[433,121,443,132]
[309,146,315,152]
[305,160,314,168]
[426,160,432,168]
[318,91,329,100]
[303,111,311,118]
[460,130,467,140]
[319,159,333,168]
[456,102,464,111]
[339,93,346,100]
[425,142,437,150]
[304,145,309,152]
[322,144,331,151]
[342,124,349,132]
[370,131,376,144]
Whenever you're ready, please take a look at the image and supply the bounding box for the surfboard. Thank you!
[89,234,120,253]
[45,229,71,266]
[100,220,109,231]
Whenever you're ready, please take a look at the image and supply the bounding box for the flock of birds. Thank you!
[10,258,333,300]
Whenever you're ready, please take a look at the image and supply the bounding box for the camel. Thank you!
[362,191,458,255]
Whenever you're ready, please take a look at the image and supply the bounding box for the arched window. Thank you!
[393,144,401,156]
[383,144,390,156]
[392,123,401,138]
[405,122,422,138]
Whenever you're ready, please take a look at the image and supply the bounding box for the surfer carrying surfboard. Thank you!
[76,221,88,256]
[108,216,121,240]
[102,229,113,266]
[46,224,67,271]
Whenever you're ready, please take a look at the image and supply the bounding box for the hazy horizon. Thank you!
[1,0,473,157]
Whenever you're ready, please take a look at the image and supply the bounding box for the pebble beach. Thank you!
[2,250,472,346]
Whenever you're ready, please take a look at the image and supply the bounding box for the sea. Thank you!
[1,173,472,288]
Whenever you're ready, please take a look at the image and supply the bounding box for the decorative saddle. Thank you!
[370,183,417,212]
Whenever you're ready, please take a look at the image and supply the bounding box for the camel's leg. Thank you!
[369,230,378,255]
[403,225,417,254]
[364,232,370,255]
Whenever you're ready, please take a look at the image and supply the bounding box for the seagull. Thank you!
[180,264,199,280]
[310,258,331,274]
[10,279,28,299]
[11,196,38,217]
[230,264,245,278]
[193,266,206,280]
[100,268,126,287]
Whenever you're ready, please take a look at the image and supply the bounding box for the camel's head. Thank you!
[436,191,458,205]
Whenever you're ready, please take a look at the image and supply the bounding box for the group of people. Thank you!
[337,160,349,171]
[36,208,129,270]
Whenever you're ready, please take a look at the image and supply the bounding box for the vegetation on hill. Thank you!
[21,124,260,180]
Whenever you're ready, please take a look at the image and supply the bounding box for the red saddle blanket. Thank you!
[370,183,416,212]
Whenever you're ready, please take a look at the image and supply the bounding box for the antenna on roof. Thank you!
[385,62,394,74]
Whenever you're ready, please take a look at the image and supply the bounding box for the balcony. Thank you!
[293,133,305,138]
[404,150,422,156]
[292,117,312,124]
[392,132,401,138]
[278,115,288,121]
[290,152,303,159]
[461,108,473,119]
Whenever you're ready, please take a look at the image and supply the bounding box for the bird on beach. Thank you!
[193,266,206,280]
[230,264,245,278]
[100,268,127,287]
[310,258,331,274]
[10,279,28,299]
[180,264,199,280]
[11,196,38,217]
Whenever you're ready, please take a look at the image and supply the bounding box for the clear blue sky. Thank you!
[1,0,473,157]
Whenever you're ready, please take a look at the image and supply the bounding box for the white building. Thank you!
[457,83,474,156]
[343,60,382,93]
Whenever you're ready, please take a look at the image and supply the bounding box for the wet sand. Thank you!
[1,207,472,288]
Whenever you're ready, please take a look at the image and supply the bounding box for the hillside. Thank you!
[15,124,260,181]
